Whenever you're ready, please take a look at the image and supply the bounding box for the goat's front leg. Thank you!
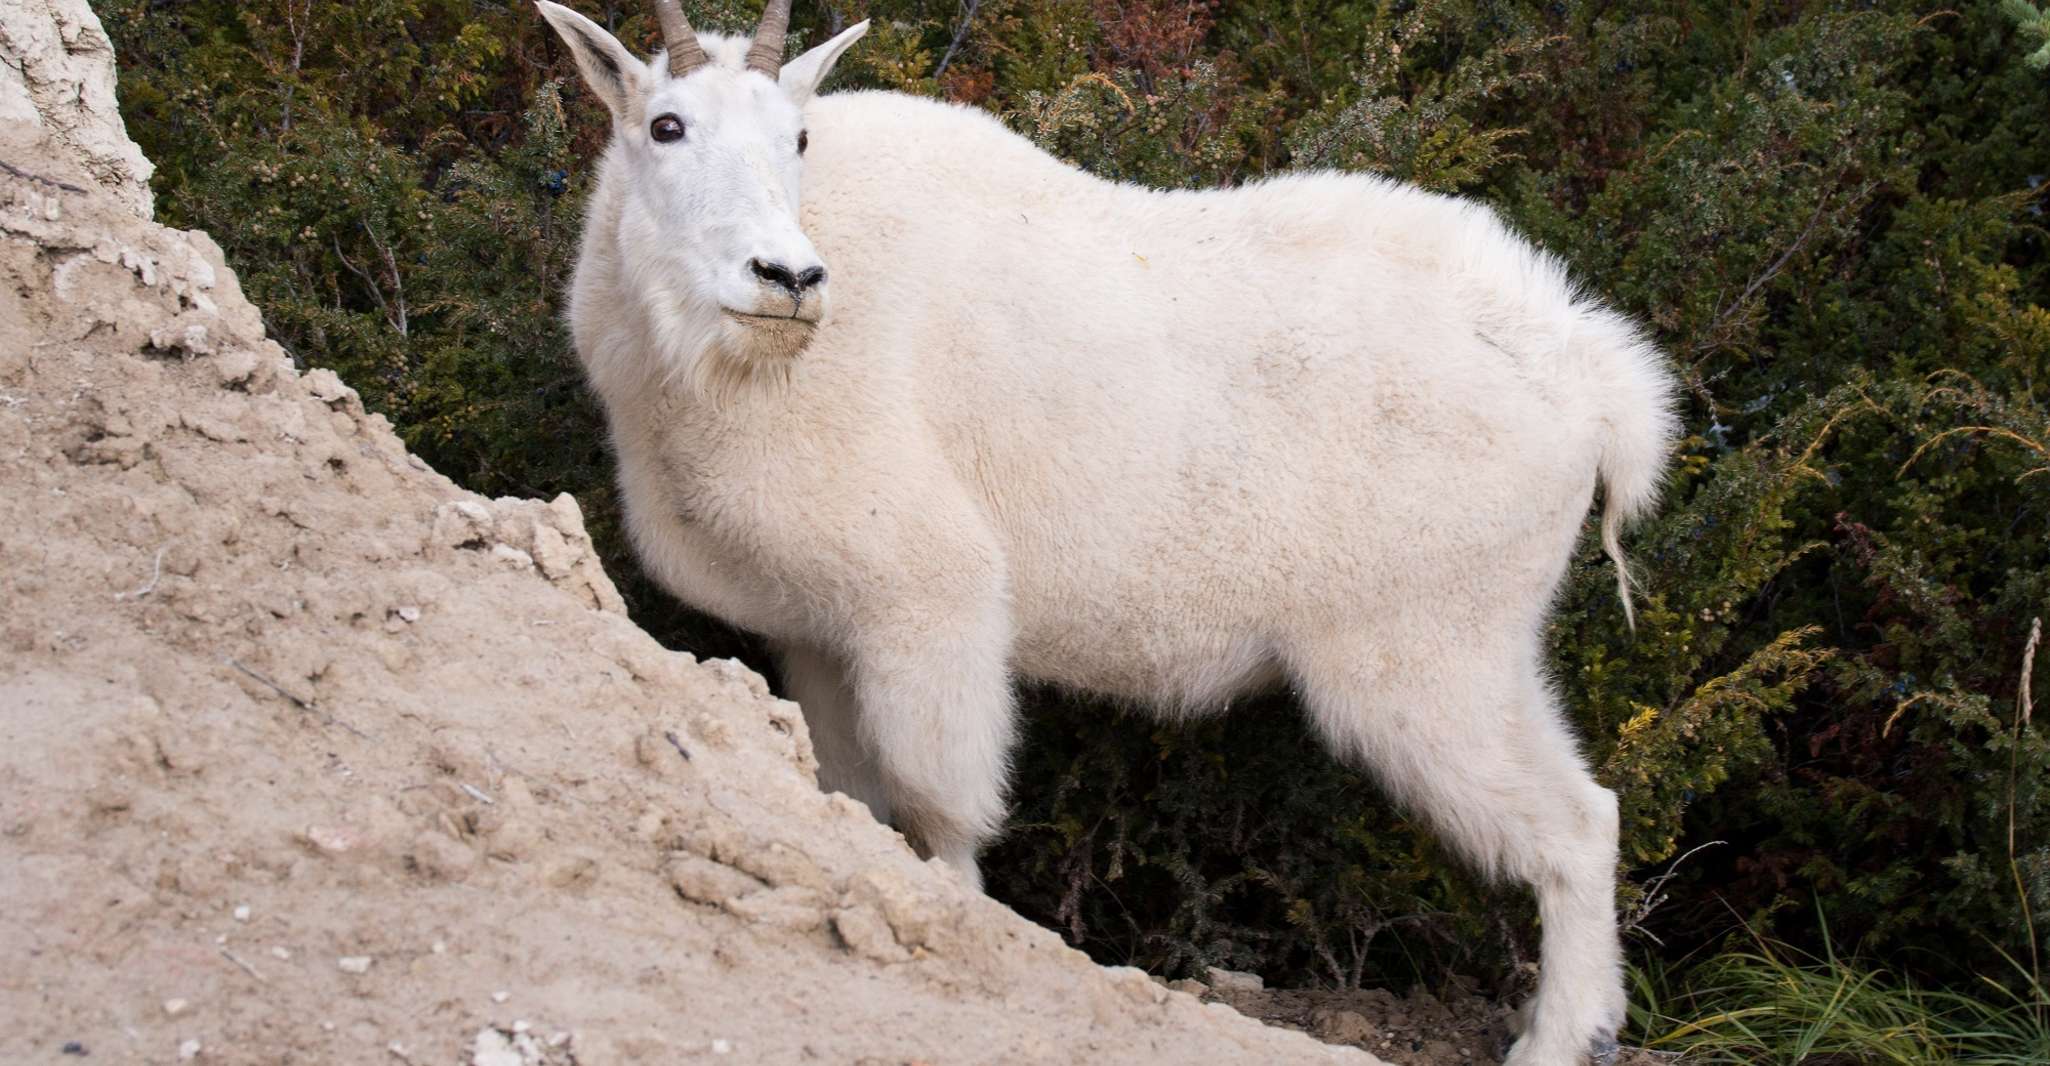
[846,596,1016,892]
[777,643,894,825]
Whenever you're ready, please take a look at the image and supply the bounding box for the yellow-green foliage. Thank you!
[109,0,2050,1000]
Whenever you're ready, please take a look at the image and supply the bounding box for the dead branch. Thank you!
[934,0,981,80]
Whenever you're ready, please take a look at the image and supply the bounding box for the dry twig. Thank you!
[0,160,87,193]
[1622,840,1727,947]
[218,946,265,982]
[224,657,371,740]
[116,546,166,601]
[2008,618,2041,986]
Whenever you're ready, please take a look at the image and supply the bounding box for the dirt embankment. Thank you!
[0,2,1395,1063]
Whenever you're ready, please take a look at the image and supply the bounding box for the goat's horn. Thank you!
[653,0,712,77]
[744,0,792,76]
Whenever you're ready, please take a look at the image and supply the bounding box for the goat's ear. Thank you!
[536,1,646,119]
[779,20,868,104]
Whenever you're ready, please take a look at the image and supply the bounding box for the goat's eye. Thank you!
[650,114,685,143]
[797,129,809,155]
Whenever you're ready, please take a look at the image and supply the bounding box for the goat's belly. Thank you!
[1009,612,1283,712]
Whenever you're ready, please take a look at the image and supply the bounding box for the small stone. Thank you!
[830,904,910,963]
[212,346,259,386]
[491,991,510,1004]
[270,946,291,960]
[337,956,372,974]
[396,605,420,623]
[232,905,250,922]
[489,543,534,569]
[150,317,214,357]
[304,824,363,854]
[664,854,764,908]
[711,1038,733,1055]
[529,520,576,579]
[178,1038,202,1060]
[511,1020,530,1034]
[430,501,495,552]
[163,998,190,1016]
[471,1028,523,1066]
[1204,966,1264,992]
[303,368,354,404]
[1310,1007,1377,1045]
[431,940,447,955]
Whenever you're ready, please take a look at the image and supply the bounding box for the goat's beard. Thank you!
[726,313,817,361]
[686,315,815,403]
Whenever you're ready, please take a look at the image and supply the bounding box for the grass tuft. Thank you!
[1630,934,2050,1064]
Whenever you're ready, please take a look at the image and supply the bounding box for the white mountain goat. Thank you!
[534,1,1678,1062]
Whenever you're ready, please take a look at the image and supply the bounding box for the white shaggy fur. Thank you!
[535,5,1679,1063]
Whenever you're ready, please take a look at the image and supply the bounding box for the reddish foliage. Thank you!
[941,64,996,105]
[1092,0,1215,79]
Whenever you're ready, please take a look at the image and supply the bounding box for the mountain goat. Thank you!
[533,1,1679,1062]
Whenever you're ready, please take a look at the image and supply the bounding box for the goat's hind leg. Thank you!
[1289,638,1625,1066]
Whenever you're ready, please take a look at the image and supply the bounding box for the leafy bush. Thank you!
[109,0,2050,1002]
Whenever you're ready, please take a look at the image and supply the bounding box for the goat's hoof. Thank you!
[1588,1035,1621,1065]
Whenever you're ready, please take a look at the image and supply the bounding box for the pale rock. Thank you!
[664,853,765,908]
[831,903,911,963]
[430,500,494,551]
[302,368,355,405]
[211,346,259,387]
[471,1028,523,1066]
[1205,966,1264,992]
[528,520,574,579]
[490,543,534,569]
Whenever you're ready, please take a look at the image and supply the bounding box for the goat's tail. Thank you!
[1439,195,1679,627]
[1582,310,1681,631]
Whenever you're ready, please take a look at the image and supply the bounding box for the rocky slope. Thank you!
[0,2,1394,1063]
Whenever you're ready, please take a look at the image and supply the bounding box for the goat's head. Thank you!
[536,1,867,366]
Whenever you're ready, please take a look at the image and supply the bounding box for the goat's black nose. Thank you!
[749,258,826,294]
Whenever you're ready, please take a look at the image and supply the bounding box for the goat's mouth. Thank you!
[720,308,818,362]
[722,309,819,330]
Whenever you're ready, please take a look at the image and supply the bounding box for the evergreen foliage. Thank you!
[107,0,2050,1014]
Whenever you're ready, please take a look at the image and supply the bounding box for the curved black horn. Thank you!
[745,0,792,75]
[653,0,712,76]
